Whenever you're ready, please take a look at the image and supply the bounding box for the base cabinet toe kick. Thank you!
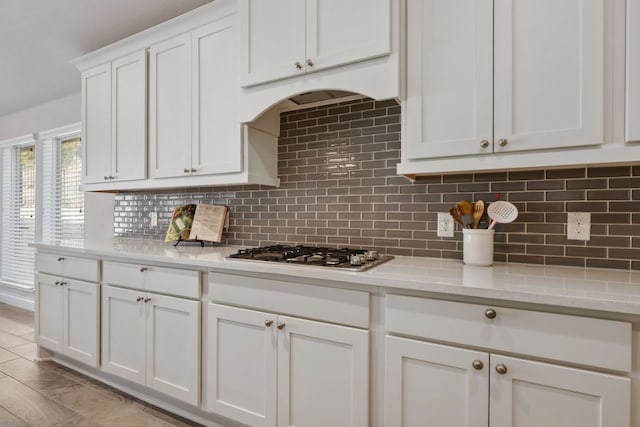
[34,249,638,427]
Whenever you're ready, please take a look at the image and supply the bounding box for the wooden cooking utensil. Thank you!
[457,200,474,229]
[473,200,485,229]
[449,207,465,229]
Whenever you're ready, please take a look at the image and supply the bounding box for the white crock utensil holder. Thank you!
[462,229,495,267]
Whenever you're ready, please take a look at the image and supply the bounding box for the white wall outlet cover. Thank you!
[150,211,158,228]
[567,212,591,241]
[437,212,455,238]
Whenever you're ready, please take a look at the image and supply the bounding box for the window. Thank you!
[1,135,37,288]
[41,130,84,242]
[0,124,84,290]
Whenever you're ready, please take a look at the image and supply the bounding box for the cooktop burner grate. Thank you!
[227,245,393,272]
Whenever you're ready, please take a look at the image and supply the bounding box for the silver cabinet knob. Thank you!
[498,138,508,147]
[57,257,65,262]
[277,323,286,330]
[139,267,148,272]
[495,364,508,375]
[295,61,303,70]
[480,140,490,148]
[485,308,497,319]
[190,168,197,173]
[54,281,60,286]
[264,320,273,327]
[136,296,144,302]
[144,297,151,303]
[104,176,109,180]
[184,168,190,174]
[472,360,484,370]
[306,58,314,67]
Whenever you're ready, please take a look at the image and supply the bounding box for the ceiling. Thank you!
[0,0,213,117]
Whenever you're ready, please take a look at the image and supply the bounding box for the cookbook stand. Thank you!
[173,236,206,247]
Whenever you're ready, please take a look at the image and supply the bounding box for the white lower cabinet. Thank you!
[36,274,100,367]
[102,285,200,405]
[386,336,629,427]
[207,303,369,427]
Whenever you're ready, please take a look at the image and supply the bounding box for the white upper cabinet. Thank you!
[150,15,245,179]
[149,34,192,179]
[627,0,640,142]
[240,0,390,87]
[192,18,242,175]
[82,64,112,184]
[405,0,605,161]
[82,50,146,184]
[405,0,493,159]
[493,0,603,153]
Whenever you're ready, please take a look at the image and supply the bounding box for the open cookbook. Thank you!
[164,204,229,243]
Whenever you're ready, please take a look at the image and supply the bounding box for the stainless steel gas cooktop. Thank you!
[226,245,394,272]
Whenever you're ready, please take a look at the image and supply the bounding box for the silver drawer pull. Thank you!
[136,296,144,302]
[277,323,286,330]
[144,297,151,303]
[485,308,497,319]
[139,267,148,272]
[495,364,508,375]
[57,257,65,262]
[265,320,273,327]
[472,360,484,370]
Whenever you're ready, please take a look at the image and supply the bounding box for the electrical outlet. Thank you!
[150,211,158,228]
[437,212,455,238]
[567,212,591,241]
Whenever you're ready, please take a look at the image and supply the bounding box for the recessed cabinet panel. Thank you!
[240,0,305,86]
[101,285,146,385]
[207,304,277,427]
[490,354,630,427]
[277,315,369,427]
[405,0,493,159]
[146,294,200,405]
[64,280,99,366]
[309,0,390,74]
[192,17,242,175]
[494,0,604,152]
[112,51,146,181]
[385,336,488,427]
[82,64,112,184]
[149,33,192,179]
[627,0,640,142]
[36,277,64,352]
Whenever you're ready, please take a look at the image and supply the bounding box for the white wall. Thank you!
[0,92,81,141]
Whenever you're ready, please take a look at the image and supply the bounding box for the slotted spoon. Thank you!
[487,201,518,229]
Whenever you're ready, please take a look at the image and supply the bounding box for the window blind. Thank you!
[42,135,84,242]
[1,142,36,288]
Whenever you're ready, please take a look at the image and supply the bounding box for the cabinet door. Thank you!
[192,17,242,176]
[385,336,489,427]
[101,285,146,385]
[239,0,305,86]
[111,50,146,182]
[494,0,604,152]
[82,63,111,184]
[277,316,369,427]
[145,293,200,406]
[149,33,192,178]
[627,0,640,142]
[306,0,390,73]
[35,274,64,352]
[490,354,630,427]
[206,304,277,427]
[63,280,99,367]
[405,0,493,159]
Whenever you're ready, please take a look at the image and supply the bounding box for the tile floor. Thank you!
[0,302,203,427]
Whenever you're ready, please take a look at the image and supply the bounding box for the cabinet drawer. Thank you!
[103,261,200,299]
[209,272,369,328]
[35,253,99,282]
[385,295,632,372]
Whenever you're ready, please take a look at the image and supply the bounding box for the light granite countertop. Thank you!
[32,238,640,316]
